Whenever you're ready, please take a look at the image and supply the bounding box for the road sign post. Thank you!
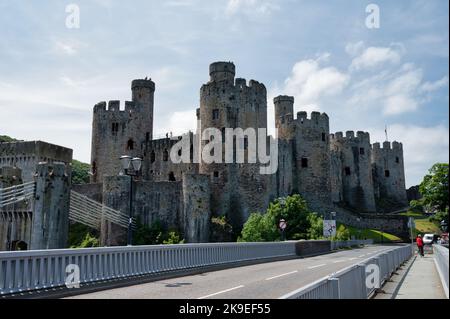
[279,219,287,241]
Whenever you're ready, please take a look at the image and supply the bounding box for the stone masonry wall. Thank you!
[372,141,408,209]
[330,131,376,213]
[90,79,154,183]
[0,141,72,183]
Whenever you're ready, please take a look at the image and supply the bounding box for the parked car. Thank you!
[422,234,435,245]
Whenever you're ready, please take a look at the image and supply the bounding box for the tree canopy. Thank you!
[239,194,324,242]
[419,163,449,212]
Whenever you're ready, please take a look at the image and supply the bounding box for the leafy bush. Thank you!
[239,195,323,242]
[334,225,351,241]
[410,200,424,213]
[71,160,91,185]
[210,216,234,242]
[68,222,99,248]
[133,220,184,245]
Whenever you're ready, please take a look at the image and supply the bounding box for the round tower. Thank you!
[131,79,155,142]
[209,62,236,83]
[274,95,295,139]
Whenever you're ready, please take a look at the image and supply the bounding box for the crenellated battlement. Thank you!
[146,136,185,152]
[330,130,371,144]
[294,111,329,128]
[93,100,139,114]
[372,141,403,152]
[131,79,155,91]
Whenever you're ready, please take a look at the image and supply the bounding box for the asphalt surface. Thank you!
[67,245,398,299]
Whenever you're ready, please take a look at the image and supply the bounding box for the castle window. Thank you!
[396,157,400,164]
[345,167,351,176]
[212,109,220,120]
[178,149,182,157]
[301,158,308,168]
[92,161,97,175]
[322,133,326,142]
[112,123,119,135]
[150,151,156,163]
[385,170,390,178]
[360,148,365,155]
[163,149,169,162]
[168,172,176,182]
[146,132,150,142]
[213,171,219,178]
[127,139,134,150]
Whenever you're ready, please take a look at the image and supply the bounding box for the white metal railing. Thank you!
[281,245,412,299]
[0,241,297,296]
[69,191,135,230]
[433,244,449,298]
[0,182,35,208]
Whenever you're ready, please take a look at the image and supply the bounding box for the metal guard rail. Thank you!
[433,244,449,298]
[281,245,412,299]
[0,242,296,295]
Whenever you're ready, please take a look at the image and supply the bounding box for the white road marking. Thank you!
[348,258,357,261]
[265,271,298,281]
[358,254,366,257]
[333,260,346,263]
[198,285,245,299]
[308,264,327,269]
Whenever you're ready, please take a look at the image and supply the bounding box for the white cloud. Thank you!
[156,109,197,138]
[53,39,87,56]
[421,75,449,92]
[370,124,449,187]
[225,0,279,17]
[350,43,403,71]
[275,54,350,111]
[345,41,365,56]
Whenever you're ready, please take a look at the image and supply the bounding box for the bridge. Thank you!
[1,164,447,300]
[0,239,415,299]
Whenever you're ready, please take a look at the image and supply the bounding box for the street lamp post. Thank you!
[120,155,142,246]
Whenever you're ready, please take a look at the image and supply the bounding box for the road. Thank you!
[66,245,397,299]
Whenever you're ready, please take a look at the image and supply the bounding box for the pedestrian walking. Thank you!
[416,234,424,257]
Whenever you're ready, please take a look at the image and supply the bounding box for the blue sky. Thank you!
[0,0,448,187]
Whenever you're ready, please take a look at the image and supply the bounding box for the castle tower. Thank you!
[330,131,376,213]
[199,62,271,230]
[371,141,408,209]
[90,79,155,183]
[274,95,295,140]
[294,111,332,214]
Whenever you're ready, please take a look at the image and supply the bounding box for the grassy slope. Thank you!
[345,225,402,243]
[401,211,442,235]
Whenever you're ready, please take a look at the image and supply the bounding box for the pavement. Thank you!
[66,244,396,299]
[375,246,447,299]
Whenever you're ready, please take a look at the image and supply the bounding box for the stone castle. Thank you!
[1,61,410,247]
[85,61,408,243]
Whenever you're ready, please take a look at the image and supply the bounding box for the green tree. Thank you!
[68,222,99,248]
[133,220,184,245]
[239,195,319,242]
[419,163,449,212]
[163,232,185,245]
[334,225,351,241]
[307,213,324,240]
[0,135,18,143]
[71,160,91,185]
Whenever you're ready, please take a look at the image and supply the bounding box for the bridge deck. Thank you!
[67,245,394,299]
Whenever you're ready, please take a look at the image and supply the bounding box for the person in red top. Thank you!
[416,234,424,257]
